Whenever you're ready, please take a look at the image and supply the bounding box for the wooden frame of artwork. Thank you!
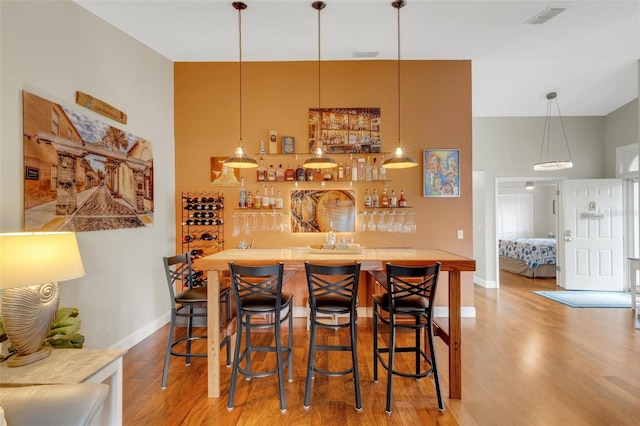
[423,149,460,197]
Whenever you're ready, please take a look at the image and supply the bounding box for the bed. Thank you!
[498,237,556,278]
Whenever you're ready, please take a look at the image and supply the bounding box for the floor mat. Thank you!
[533,290,632,308]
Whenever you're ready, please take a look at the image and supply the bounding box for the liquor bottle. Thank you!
[365,156,372,181]
[398,190,407,207]
[239,177,247,208]
[254,190,262,209]
[276,164,285,182]
[314,168,322,181]
[338,162,345,181]
[358,158,366,181]
[306,168,315,181]
[323,169,332,181]
[351,157,358,181]
[267,164,276,181]
[372,188,379,208]
[285,163,295,181]
[296,164,305,181]
[262,185,270,209]
[372,157,379,181]
[270,186,276,209]
[364,188,372,208]
[246,191,254,209]
[256,158,266,182]
[275,190,283,209]
[381,187,389,207]
[379,156,387,181]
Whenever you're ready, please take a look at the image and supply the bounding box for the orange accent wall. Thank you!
[174,60,474,308]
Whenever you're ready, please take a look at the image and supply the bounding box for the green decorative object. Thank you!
[0,307,84,361]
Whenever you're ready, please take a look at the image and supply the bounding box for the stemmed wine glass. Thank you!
[260,212,269,231]
[271,212,279,231]
[243,214,251,235]
[251,213,259,232]
[386,211,396,233]
[232,213,240,237]
[377,211,386,232]
[395,211,405,233]
[359,212,367,232]
[367,211,376,232]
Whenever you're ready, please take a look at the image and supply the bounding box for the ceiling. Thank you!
[74,0,639,117]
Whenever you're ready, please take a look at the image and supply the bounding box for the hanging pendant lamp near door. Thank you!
[223,2,258,169]
[303,1,337,170]
[533,91,573,171]
[382,0,417,170]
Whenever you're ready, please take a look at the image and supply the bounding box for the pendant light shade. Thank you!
[223,2,258,169]
[382,0,417,170]
[303,1,337,170]
[533,91,573,171]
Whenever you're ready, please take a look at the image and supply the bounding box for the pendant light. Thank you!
[303,1,337,170]
[533,91,573,171]
[382,0,418,170]
[223,2,258,169]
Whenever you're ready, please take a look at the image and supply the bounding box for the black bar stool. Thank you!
[372,262,443,414]
[227,262,293,413]
[161,252,231,389]
[304,261,362,411]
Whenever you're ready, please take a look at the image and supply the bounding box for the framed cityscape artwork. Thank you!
[423,149,460,197]
[23,90,154,232]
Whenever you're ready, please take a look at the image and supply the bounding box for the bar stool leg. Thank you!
[275,316,287,413]
[303,310,317,409]
[385,316,396,414]
[350,310,362,411]
[227,315,244,411]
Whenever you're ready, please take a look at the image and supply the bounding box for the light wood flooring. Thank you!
[122,272,640,425]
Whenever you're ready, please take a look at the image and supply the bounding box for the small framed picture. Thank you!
[282,136,295,154]
[423,149,460,197]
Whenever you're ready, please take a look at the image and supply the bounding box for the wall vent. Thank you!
[525,7,566,25]
[352,51,379,58]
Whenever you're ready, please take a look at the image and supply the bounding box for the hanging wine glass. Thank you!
[243,213,250,235]
[377,211,386,232]
[386,211,396,233]
[395,211,405,233]
[251,212,259,232]
[260,211,269,231]
[232,213,240,237]
[367,211,376,231]
[359,212,367,232]
[270,212,279,231]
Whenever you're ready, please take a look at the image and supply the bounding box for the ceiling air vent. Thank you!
[525,7,566,25]
[352,51,379,58]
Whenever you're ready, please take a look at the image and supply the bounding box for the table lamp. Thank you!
[0,232,85,367]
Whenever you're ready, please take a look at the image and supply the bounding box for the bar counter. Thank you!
[199,247,475,400]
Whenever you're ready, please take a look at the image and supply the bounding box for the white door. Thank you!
[559,179,624,290]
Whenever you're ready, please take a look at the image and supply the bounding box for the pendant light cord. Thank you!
[391,0,405,144]
[313,1,325,151]
[237,3,243,142]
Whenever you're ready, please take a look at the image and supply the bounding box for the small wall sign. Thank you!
[25,166,39,180]
[580,212,605,220]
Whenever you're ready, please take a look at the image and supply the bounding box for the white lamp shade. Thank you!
[0,232,85,289]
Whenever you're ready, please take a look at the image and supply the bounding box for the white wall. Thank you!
[0,1,175,349]
[473,90,639,287]
[473,115,607,287]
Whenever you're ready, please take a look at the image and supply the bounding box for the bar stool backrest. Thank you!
[305,262,361,310]
[228,262,285,309]
[385,262,441,312]
[164,252,196,300]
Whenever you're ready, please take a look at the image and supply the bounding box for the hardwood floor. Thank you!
[123,272,640,425]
